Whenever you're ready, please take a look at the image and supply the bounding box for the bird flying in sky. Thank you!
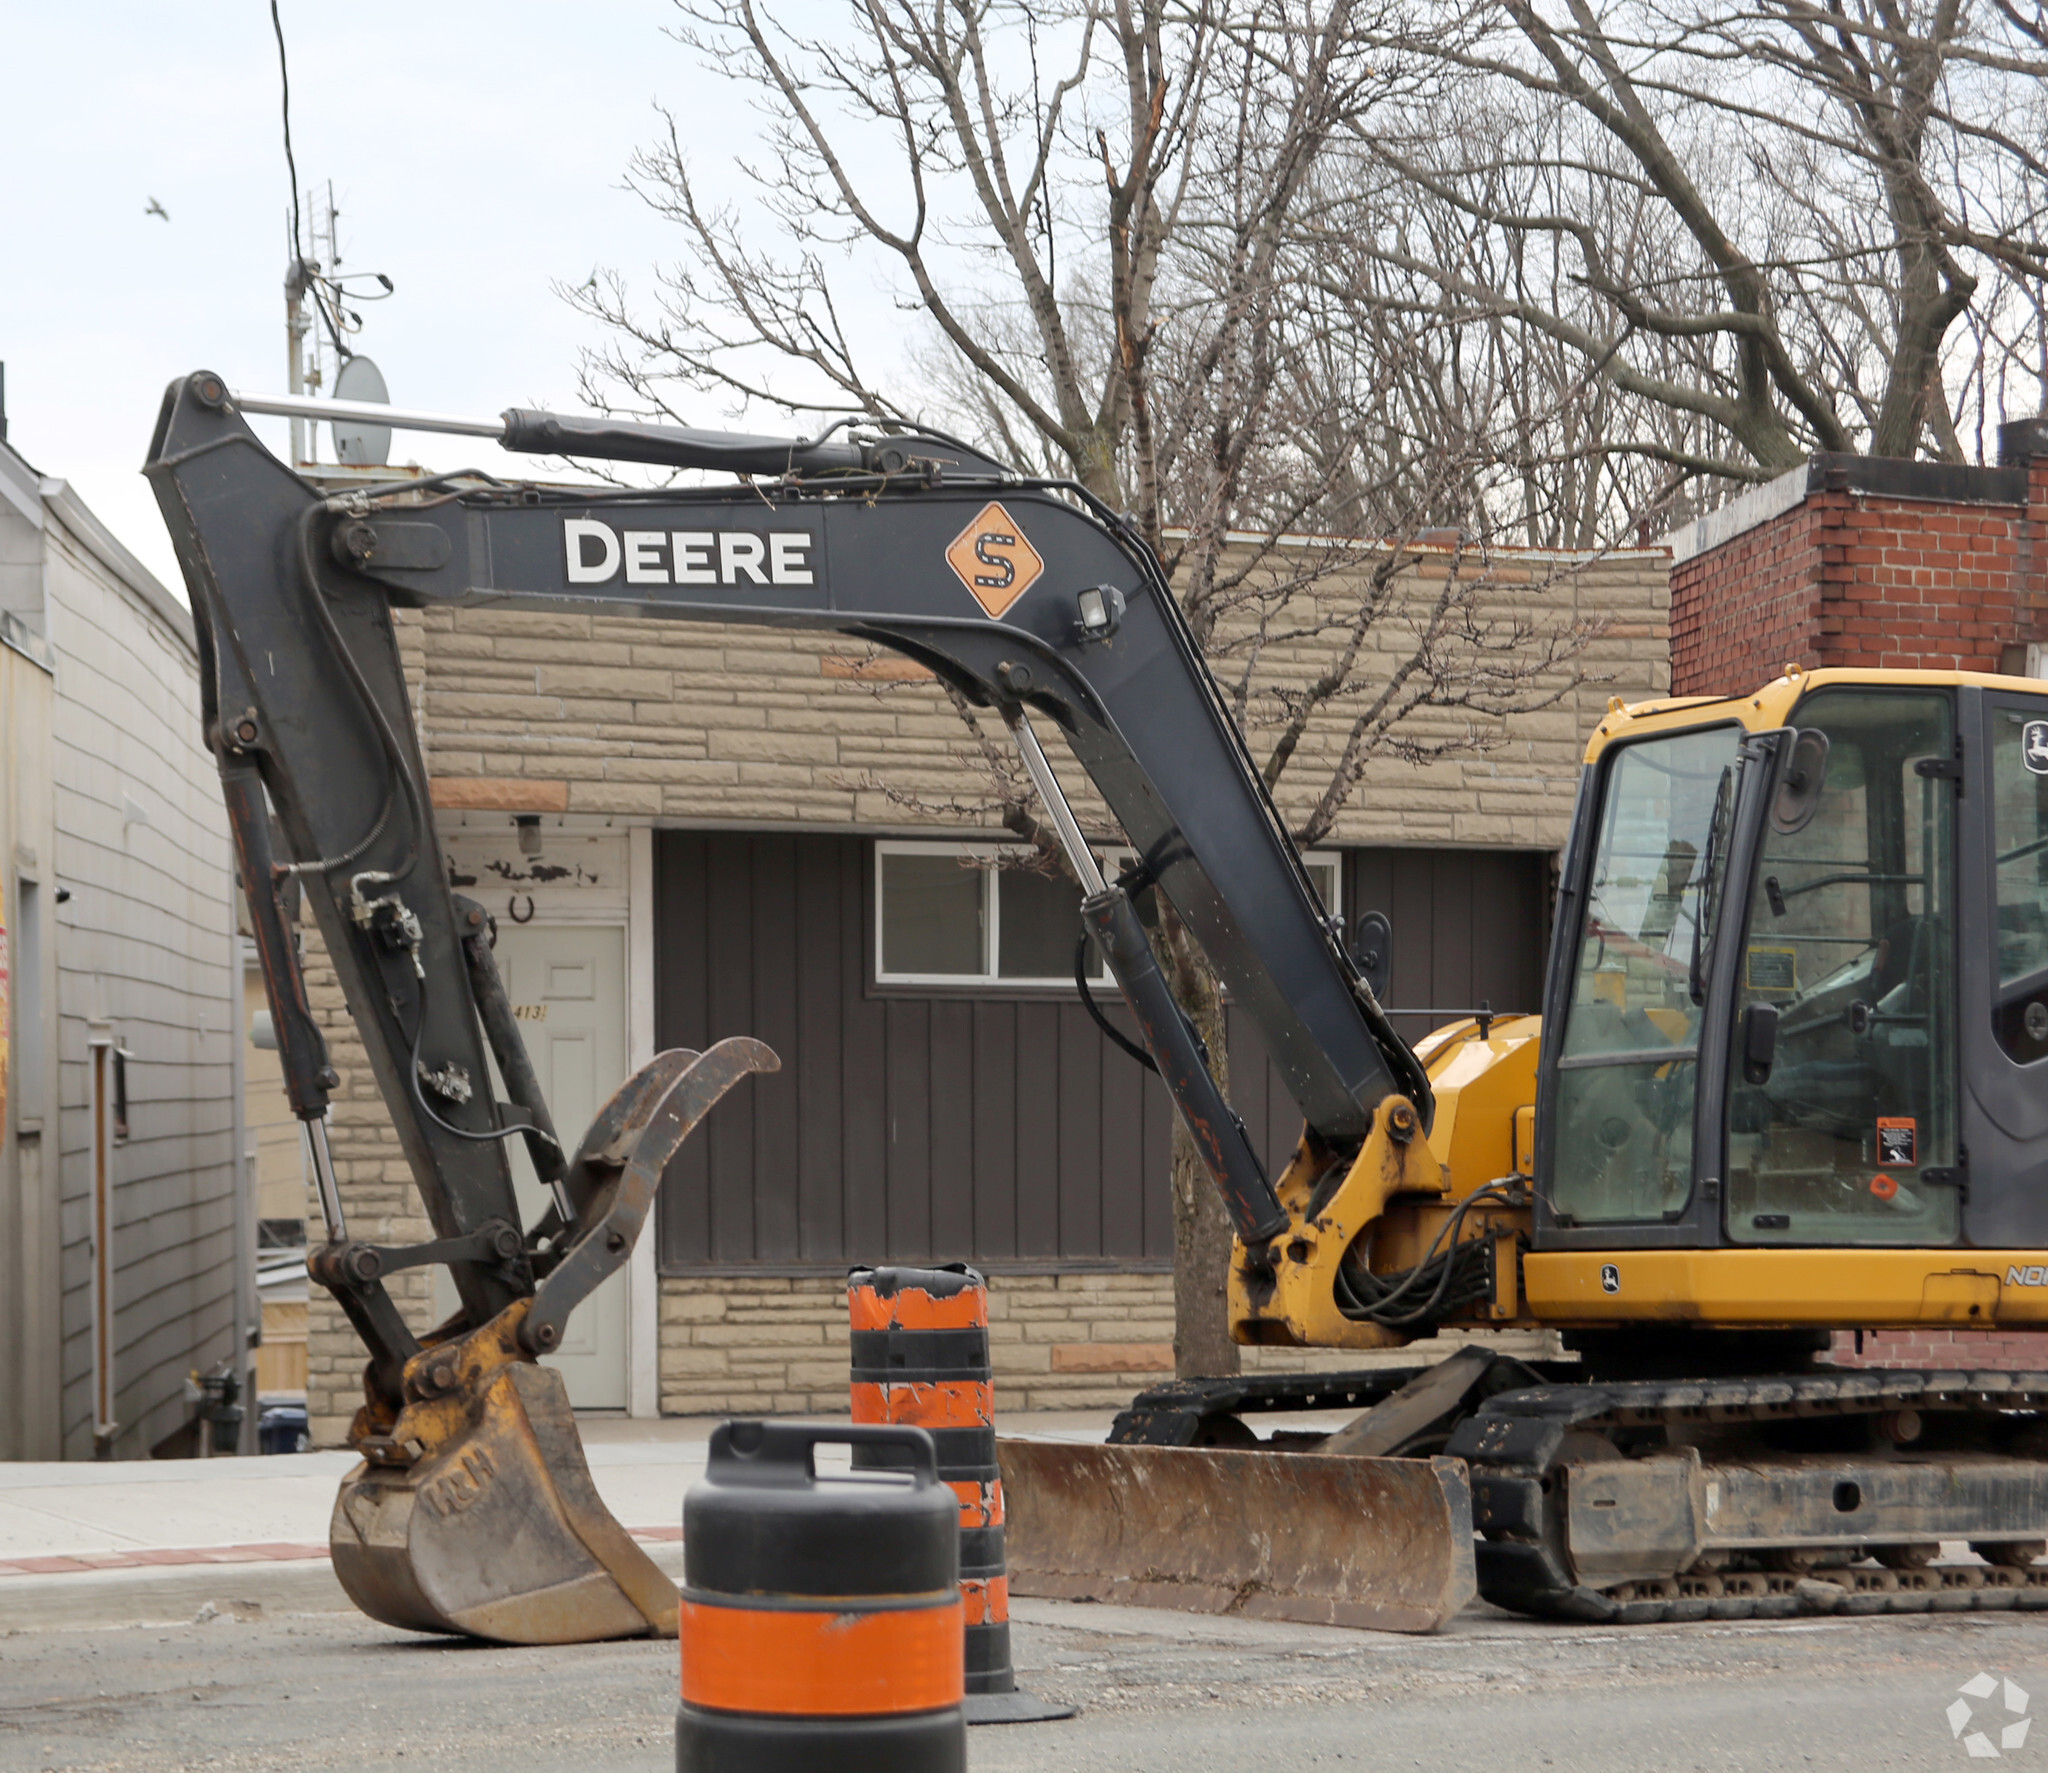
[144,197,169,221]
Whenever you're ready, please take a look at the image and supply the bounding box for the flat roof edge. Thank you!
[1666,454,2034,565]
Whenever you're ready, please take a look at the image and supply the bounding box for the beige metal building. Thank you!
[300,539,1671,1443]
[0,416,248,1460]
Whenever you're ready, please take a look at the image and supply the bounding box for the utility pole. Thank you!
[285,230,312,468]
[281,184,394,470]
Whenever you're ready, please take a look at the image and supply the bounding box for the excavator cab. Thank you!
[1544,685,1961,1245]
[1537,674,2048,1266]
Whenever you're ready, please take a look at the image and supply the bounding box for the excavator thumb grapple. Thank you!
[329,1040,778,1643]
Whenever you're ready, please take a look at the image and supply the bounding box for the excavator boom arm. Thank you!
[146,369,1425,1305]
[137,369,1462,1647]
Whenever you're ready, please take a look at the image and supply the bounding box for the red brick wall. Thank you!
[1828,1329,2048,1373]
[1812,492,2025,677]
[1670,500,1827,697]
[1670,455,2048,697]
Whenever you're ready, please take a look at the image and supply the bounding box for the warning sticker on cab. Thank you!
[1877,1117,1918,1165]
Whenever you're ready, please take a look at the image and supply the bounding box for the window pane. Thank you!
[1991,702,2048,1062]
[1549,724,1742,1224]
[1726,690,1957,1245]
[998,865,1085,979]
[881,853,984,976]
[1557,727,1738,1064]
[1305,860,1338,915]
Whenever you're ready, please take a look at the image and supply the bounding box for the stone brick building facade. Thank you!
[299,539,1671,1441]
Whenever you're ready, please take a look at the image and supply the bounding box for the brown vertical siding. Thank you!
[655,831,1177,1269]
[1350,849,1548,1047]
[655,832,1550,1270]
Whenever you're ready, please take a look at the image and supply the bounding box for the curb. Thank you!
[2,1540,689,1634]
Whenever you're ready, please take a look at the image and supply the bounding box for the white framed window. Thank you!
[1101,847,1343,922]
[873,840,1345,990]
[874,841,1111,987]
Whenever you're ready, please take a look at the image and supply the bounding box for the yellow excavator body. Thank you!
[1012,667,2048,1631]
[148,366,2048,1641]
[1223,669,2048,1349]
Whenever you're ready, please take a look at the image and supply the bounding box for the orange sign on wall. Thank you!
[944,502,1044,620]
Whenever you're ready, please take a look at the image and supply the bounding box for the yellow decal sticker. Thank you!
[1746,946,1797,993]
[945,502,1044,620]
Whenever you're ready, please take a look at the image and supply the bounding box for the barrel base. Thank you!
[676,1705,964,1773]
[962,1689,1077,1726]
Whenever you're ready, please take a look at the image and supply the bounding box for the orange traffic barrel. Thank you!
[848,1265,1072,1726]
[677,1420,964,1773]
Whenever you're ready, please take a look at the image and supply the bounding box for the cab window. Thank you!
[1989,701,2048,1063]
[1549,724,1741,1223]
[1725,690,1956,1245]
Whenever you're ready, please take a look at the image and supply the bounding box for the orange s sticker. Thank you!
[945,502,1044,619]
[1876,1117,1917,1165]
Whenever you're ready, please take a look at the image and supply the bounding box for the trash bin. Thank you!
[259,1403,309,1455]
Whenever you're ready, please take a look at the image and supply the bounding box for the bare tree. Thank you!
[573,0,1593,1373]
[1335,0,2048,521]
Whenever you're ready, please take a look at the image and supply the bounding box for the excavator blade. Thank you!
[998,1439,1476,1634]
[329,1041,779,1644]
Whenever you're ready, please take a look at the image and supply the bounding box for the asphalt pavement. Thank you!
[4,1413,2046,1770]
[3,1593,2043,1771]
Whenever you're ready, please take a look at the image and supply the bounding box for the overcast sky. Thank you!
[1,2,907,592]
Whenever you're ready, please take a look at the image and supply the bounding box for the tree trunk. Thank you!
[1160,908,1241,1378]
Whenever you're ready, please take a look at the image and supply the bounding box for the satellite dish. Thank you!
[331,355,392,467]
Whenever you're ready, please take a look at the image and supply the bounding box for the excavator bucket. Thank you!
[998,1439,1476,1634]
[331,1321,678,1643]
[329,1039,778,1644]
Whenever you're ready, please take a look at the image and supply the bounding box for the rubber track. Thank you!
[1108,1368,1428,1442]
[1449,1367,2048,1624]
[1106,1362,1583,1445]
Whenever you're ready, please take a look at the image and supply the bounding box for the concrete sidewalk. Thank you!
[0,1411,1122,1631]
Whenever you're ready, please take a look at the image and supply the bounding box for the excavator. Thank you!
[146,368,2048,1642]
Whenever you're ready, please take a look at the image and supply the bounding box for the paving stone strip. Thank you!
[0,1524,683,1578]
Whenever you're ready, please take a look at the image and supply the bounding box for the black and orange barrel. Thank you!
[676,1420,964,1773]
[846,1265,1013,1697]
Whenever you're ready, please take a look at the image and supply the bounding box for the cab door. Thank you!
[1960,687,2048,1246]
[1719,688,1960,1247]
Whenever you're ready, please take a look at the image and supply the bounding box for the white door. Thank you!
[437,924,630,1408]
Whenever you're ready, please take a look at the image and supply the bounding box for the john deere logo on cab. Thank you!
[563,518,817,588]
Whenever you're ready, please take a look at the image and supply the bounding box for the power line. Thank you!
[270,0,303,270]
